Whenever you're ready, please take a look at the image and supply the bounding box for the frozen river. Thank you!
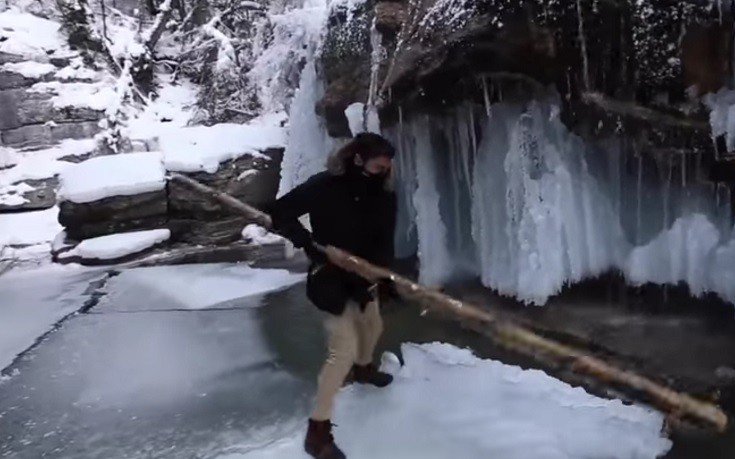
[0,263,677,458]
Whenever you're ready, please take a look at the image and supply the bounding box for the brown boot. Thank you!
[352,363,393,388]
[304,419,346,459]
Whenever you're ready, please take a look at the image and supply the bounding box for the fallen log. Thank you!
[168,173,729,432]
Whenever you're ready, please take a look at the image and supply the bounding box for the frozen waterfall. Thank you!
[390,96,735,306]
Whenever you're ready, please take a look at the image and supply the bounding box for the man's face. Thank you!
[357,155,393,176]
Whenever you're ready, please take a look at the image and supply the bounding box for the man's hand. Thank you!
[303,240,328,265]
[371,277,400,303]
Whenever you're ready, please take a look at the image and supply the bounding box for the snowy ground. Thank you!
[0,263,673,459]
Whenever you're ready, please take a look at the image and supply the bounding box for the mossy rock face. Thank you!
[317,1,374,137]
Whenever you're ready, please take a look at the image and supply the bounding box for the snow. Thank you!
[242,224,284,245]
[54,57,101,81]
[345,102,366,136]
[0,182,33,206]
[101,263,305,310]
[221,342,671,459]
[0,147,18,169]
[28,81,116,111]
[0,9,71,59]
[0,139,97,204]
[58,229,171,261]
[58,152,166,204]
[0,61,55,78]
[0,264,100,371]
[161,116,286,173]
[127,80,198,140]
[247,0,328,114]
[0,207,61,247]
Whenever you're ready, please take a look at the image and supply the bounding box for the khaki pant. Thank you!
[311,300,383,421]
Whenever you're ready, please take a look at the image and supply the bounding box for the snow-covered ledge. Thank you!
[55,229,171,266]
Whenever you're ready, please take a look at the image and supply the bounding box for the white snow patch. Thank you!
[28,81,116,111]
[0,147,18,169]
[0,139,97,194]
[0,9,71,59]
[247,0,328,113]
[59,152,166,204]
[0,182,33,206]
[0,207,61,247]
[54,58,101,81]
[221,342,671,459]
[103,264,304,310]
[128,81,198,140]
[242,224,284,245]
[59,229,171,261]
[162,116,286,173]
[345,102,365,136]
[0,61,55,78]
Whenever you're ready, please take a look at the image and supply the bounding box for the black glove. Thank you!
[303,240,328,265]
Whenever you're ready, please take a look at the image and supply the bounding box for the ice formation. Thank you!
[222,343,671,459]
[389,96,735,306]
[276,0,335,197]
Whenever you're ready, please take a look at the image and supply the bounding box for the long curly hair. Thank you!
[326,133,396,188]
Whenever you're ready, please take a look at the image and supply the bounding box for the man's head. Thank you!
[328,133,396,187]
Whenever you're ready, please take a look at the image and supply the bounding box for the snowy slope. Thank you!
[219,343,671,459]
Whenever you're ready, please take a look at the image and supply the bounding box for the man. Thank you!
[269,132,398,459]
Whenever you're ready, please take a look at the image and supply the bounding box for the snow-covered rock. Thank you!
[57,229,171,265]
[161,115,287,174]
[0,9,73,60]
[57,152,168,240]
[59,152,166,204]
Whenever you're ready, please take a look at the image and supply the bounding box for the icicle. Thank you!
[575,0,591,90]
[717,0,723,24]
[481,77,492,118]
[663,155,672,231]
[681,153,686,188]
[636,153,643,245]
[365,19,384,133]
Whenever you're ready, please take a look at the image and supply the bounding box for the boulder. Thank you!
[169,216,250,245]
[59,189,168,240]
[168,148,284,244]
[169,148,283,217]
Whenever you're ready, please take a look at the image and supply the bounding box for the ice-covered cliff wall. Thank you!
[390,95,735,306]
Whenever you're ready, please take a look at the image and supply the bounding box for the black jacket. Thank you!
[268,171,397,315]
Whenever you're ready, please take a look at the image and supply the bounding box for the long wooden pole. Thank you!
[169,173,729,432]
